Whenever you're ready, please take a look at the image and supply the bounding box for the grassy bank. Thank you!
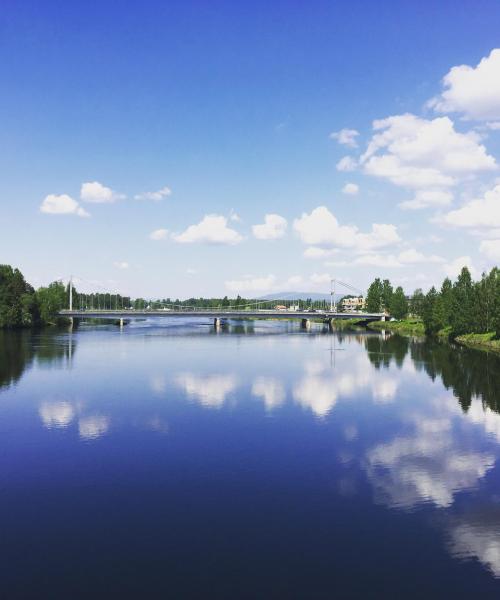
[368,319,425,335]
[455,332,500,353]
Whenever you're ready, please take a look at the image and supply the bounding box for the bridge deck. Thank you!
[59,309,386,320]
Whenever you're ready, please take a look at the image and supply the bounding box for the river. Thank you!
[2,319,500,598]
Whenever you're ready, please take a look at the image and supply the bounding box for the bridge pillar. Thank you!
[381,314,386,322]
[327,318,334,332]
[214,317,221,330]
[119,318,124,330]
[301,318,311,330]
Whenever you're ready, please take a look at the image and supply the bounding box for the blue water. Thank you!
[2,320,500,598]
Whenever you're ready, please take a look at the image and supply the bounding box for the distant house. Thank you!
[341,296,365,311]
[275,305,287,311]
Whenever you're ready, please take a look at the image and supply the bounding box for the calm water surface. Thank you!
[2,319,500,598]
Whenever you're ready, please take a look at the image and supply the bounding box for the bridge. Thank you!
[59,309,388,329]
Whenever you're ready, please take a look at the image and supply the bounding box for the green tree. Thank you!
[381,279,393,311]
[366,278,383,312]
[0,265,39,328]
[409,288,425,317]
[450,267,474,336]
[422,287,441,334]
[36,281,67,325]
[390,286,408,320]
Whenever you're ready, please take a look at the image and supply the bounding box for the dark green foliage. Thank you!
[0,265,39,328]
[409,288,425,317]
[366,278,383,312]
[36,281,67,325]
[381,279,393,311]
[390,286,408,320]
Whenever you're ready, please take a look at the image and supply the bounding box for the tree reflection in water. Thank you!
[0,329,76,390]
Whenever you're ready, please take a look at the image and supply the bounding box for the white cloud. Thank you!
[229,209,241,222]
[293,206,400,252]
[40,194,90,217]
[438,184,500,229]
[342,183,359,195]
[330,128,360,148]
[336,156,358,172]
[252,377,285,411]
[429,49,500,120]
[225,274,276,293]
[113,261,129,270]
[175,373,238,409]
[286,275,303,288]
[149,228,169,241]
[39,402,75,428]
[442,256,476,279]
[134,186,171,201]
[360,114,496,192]
[399,189,453,210]
[487,121,500,130]
[186,268,197,275]
[252,214,288,240]
[480,239,500,262]
[172,215,243,245]
[78,415,109,440]
[80,181,124,203]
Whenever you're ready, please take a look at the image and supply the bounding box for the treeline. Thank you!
[1,264,331,329]
[0,265,71,328]
[366,266,500,339]
[419,267,500,338]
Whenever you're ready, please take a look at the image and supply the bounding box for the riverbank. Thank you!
[367,319,425,335]
[455,332,500,353]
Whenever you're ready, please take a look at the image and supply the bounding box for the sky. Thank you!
[2,0,500,299]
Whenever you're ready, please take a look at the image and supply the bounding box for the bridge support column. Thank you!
[301,318,311,330]
[381,314,386,322]
[327,318,334,332]
[68,316,74,332]
[214,317,221,330]
[119,318,124,330]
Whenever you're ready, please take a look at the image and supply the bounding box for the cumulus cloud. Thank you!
[79,415,109,440]
[399,189,453,210]
[429,49,500,121]
[175,373,238,409]
[293,206,400,252]
[252,214,287,240]
[134,186,171,201]
[80,181,124,203]
[39,402,75,428]
[438,184,500,229]
[442,256,476,279]
[360,114,496,193]
[172,215,243,245]
[480,239,500,262]
[342,183,359,195]
[149,228,169,241]
[330,128,360,147]
[40,194,90,217]
[225,274,276,293]
[252,377,286,411]
[336,156,358,172]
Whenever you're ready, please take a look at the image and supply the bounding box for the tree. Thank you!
[36,281,67,325]
[366,278,383,312]
[409,288,425,318]
[390,286,408,320]
[422,287,441,334]
[450,267,474,336]
[0,265,39,328]
[381,279,394,311]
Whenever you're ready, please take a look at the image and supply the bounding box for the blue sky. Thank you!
[2,0,500,298]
